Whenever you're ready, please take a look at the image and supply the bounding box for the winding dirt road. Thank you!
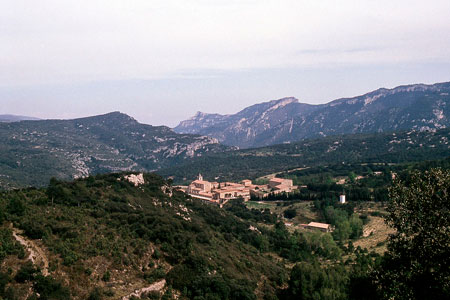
[12,228,49,276]
[121,280,166,300]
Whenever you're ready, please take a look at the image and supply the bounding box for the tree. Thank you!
[349,214,363,239]
[6,195,25,216]
[283,209,297,219]
[375,169,450,299]
[348,172,357,183]
[281,262,348,300]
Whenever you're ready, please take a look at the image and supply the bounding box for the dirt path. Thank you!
[121,280,166,300]
[12,228,49,276]
[257,167,309,181]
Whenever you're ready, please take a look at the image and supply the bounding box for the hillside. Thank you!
[0,173,288,299]
[159,128,450,183]
[0,172,382,300]
[0,112,228,189]
[174,81,450,148]
[0,115,41,122]
[0,171,447,299]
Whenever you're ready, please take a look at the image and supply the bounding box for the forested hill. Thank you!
[175,81,450,148]
[158,128,450,183]
[0,112,228,189]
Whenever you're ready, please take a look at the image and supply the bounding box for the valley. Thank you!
[0,82,448,299]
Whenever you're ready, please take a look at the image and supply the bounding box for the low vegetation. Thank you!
[0,167,448,299]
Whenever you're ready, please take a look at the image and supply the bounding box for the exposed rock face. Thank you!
[175,97,316,148]
[174,82,450,148]
[124,173,145,186]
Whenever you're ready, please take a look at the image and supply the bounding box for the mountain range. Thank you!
[174,82,450,148]
[2,81,450,188]
[0,112,227,188]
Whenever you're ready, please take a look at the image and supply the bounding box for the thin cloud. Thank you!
[297,47,386,55]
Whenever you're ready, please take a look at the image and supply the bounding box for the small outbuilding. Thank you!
[303,222,333,232]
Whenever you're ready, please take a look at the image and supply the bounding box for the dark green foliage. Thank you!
[283,209,297,219]
[144,267,165,284]
[167,256,257,300]
[0,228,22,263]
[3,286,17,300]
[313,201,363,241]
[33,275,70,300]
[0,272,10,297]
[281,262,349,300]
[14,261,39,283]
[101,271,110,282]
[375,169,450,299]
[224,199,277,224]
[348,252,380,300]
[6,195,25,216]
[87,288,103,300]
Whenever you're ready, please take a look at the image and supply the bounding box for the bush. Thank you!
[6,196,25,216]
[87,288,103,300]
[15,262,38,283]
[101,271,111,282]
[283,209,297,219]
[33,275,70,299]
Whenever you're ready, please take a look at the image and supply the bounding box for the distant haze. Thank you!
[2,1,450,127]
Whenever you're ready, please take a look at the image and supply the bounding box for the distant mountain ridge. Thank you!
[0,114,41,122]
[174,81,450,148]
[0,112,228,189]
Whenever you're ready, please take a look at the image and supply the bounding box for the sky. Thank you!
[2,0,450,127]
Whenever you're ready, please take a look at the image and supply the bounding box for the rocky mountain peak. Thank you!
[268,97,298,107]
[193,111,206,118]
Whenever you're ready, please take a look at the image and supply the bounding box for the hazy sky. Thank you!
[2,0,450,126]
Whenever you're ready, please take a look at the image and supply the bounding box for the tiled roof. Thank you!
[308,222,331,229]
[269,178,286,183]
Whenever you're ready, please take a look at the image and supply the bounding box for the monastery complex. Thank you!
[183,174,298,206]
